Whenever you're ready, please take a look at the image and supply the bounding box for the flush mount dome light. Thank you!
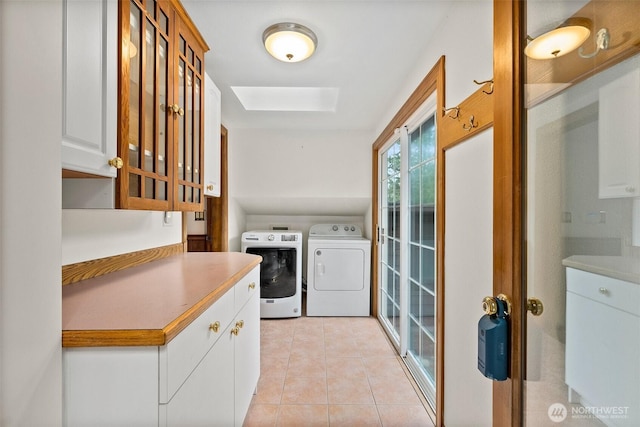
[263,22,317,63]
[525,17,591,60]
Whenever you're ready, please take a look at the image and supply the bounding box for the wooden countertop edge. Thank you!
[62,257,261,348]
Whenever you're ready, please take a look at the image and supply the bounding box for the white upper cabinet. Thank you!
[62,0,117,177]
[204,73,221,197]
[598,66,640,198]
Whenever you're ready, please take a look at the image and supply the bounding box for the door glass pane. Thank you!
[524,2,640,426]
[407,114,437,402]
[128,2,141,170]
[144,20,155,173]
[380,139,401,341]
[158,36,167,176]
[178,60,185,181]
[185,68,193,184]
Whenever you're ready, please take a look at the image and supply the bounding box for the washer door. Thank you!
[313,248,365,291]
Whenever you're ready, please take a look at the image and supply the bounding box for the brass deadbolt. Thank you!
[482,296,497,315]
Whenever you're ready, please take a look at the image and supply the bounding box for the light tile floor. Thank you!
[243,315,435,427]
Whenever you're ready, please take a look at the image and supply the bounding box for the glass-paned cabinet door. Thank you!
[174,20,204,211]
[120,0,171,210]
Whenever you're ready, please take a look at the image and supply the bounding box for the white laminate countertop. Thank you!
[562,255,640,284]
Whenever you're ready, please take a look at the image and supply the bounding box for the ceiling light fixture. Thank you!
[524,17,591,60]
[262,22,317,63]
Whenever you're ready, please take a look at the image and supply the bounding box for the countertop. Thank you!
[562,255,640,284]
[62,252,261,348]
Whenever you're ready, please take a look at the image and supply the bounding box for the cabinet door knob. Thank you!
[625,186,636,193]
[598,287,609,295]
[108,157,123,169]
[249,282,256,290]
[235,320,244,329]
[167,104,185,116]
[209,321,221,333]
[231,326,240,336]
[207,184,214,191]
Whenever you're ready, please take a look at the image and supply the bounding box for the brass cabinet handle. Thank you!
[206,184,214,191]
[108,157,123,169]
[249,282,256,290]
[235,320,244,329]
[231,327,240,336]
[168,104,184,116]
[209,321,220,333]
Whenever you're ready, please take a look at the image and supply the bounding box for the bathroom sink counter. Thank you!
[562,255,640,284]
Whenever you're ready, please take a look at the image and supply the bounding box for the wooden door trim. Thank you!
[371,56,445,425]
[493,0,525,425]
[208,125,228,252]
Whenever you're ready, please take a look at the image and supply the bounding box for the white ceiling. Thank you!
[181,0,454,131]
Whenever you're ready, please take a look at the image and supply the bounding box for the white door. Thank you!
[313,248,365,291]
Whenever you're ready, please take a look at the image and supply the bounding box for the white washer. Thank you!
[306,224,371,316]
[241,230,302,318]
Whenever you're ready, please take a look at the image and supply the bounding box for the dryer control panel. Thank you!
[308,224,363,238]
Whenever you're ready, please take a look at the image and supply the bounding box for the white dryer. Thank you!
[306,224,371,316]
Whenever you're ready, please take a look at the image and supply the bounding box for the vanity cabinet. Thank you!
[61,0,118,178]
[565,267,640,426]
[119,0,209,211]
[63,261,260,427]
[598,67,640,198]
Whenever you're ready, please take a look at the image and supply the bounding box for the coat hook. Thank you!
[579,28,610,58]
[443,106,460,119]
[462,115,478,132]
[473,79,494,95]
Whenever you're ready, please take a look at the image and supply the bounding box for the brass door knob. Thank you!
[206,184,214,191]
[526,298,544,316]
[209,321,220,333]
[108,157,123,169]
[231,327,240,336]
[235,320,244,329]
[249,282,256,290]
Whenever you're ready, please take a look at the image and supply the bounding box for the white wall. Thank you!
[62,210,183,265]
[227,128,372,249]
[374,0,494,140]
[444,131,494,427]
[0,1,63,425]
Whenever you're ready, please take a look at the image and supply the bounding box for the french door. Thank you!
[378,95,437,405]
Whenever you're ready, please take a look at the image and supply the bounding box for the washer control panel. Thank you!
[242,231,301,242]
[309,224,362,237]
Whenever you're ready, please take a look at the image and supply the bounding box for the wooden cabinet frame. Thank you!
[117,0,208,211]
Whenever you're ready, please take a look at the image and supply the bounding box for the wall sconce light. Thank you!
[263,22,317,63]
[525,17,591,60]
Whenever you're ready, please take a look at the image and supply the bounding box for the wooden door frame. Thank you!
[207,125,228,252]
[371,56,445,424]
[493,0,525,425]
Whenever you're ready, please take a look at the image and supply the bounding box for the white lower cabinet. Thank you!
[565,267,640,427]
[64,266,260,427]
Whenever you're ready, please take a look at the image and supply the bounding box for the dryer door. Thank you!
[313,248,365,291]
